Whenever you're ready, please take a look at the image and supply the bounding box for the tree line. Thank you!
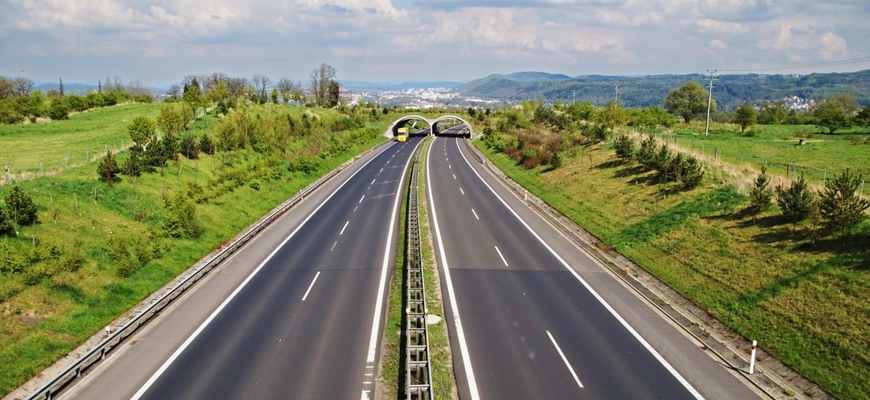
[0,75,153,124]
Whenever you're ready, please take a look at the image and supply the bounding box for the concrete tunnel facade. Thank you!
[385,115,475,139]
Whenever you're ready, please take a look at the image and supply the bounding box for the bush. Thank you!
[288,156,319,174]
[161,192,203,239]
[200,134,216,155]
[48,98,69,120]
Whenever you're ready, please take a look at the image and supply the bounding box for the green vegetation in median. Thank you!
[474,103,868,400]
[380,137,455,399]
[0,101,391,396]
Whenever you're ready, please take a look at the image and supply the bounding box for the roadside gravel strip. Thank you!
[462,139,833,400]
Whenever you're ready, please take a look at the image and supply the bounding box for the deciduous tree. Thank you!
[663,81,712,123]
[310,63,337,106]
[814,99,851,134]
[128,115,156,150]
[735,103,757,133]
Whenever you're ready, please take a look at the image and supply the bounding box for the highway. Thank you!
[61,136,422,399]
[426,135,759,399]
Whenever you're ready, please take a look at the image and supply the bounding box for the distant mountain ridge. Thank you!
[458,70,870,110]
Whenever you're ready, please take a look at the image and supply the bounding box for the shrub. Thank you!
[200,134,216,155]
[161,192,203,239]
[48,98,69,120]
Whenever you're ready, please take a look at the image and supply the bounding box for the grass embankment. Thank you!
[380,137,455,399]
[0,104,391,395]
[0,103,163,181]
[475,125,869,400]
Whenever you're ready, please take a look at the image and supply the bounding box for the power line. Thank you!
[719,56,870,73]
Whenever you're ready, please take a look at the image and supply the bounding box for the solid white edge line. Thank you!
[340,220,350,235]
[547,330,584,389]
[365,139,422,365]
[428,138,481,400]
[453,139,705,400]
[302,271,321,301]
[494,245,508,267]
[130,142,394,400]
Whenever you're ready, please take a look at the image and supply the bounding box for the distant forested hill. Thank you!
[458,70,870,110]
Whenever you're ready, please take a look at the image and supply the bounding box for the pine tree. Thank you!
[97,150,120,185]
[0,204,12,234]
[5,185,39,226]
[613,133,636,162]
[775,174,814,229]
[749,165,773,214]
[818,169,869,237]
[678,155,704,189]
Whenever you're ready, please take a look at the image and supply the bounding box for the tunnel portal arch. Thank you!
[385,115,474,139]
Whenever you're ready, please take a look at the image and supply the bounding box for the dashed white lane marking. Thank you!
[340,220,350,235]
[452,174,457,180]
[471,208,479,220]
[449,138,705,399]
[359,195,365,204]
[547,330,584,389]
[302,271,321,301]
[330,241,337,251]
[460,187,465,195]
[494,246,508,267]
[371,179,376,185]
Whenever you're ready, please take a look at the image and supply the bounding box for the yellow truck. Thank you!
[396,127,409,142]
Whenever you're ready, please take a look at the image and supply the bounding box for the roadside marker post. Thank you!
[749,340,758,374]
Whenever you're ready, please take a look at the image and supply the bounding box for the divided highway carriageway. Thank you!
[53,133,759,399]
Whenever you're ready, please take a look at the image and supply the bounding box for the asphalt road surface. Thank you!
[61,136,422,400]
[426,136,759,400]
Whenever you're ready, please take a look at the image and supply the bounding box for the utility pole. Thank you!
[614,81,619,104]
[704,69,718,136]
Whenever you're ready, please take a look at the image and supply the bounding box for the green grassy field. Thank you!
[0,104,390,395]
[475,125,869,400]
[662,122,870,187]
[0,103,163,181]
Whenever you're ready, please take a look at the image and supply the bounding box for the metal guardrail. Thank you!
[405,147,433,400]
[24,141,391,400]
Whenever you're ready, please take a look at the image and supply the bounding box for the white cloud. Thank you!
[0,0,867,83]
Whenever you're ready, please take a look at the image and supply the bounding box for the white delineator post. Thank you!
[749,340,758,374]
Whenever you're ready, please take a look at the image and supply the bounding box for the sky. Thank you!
[1,0,869,87]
